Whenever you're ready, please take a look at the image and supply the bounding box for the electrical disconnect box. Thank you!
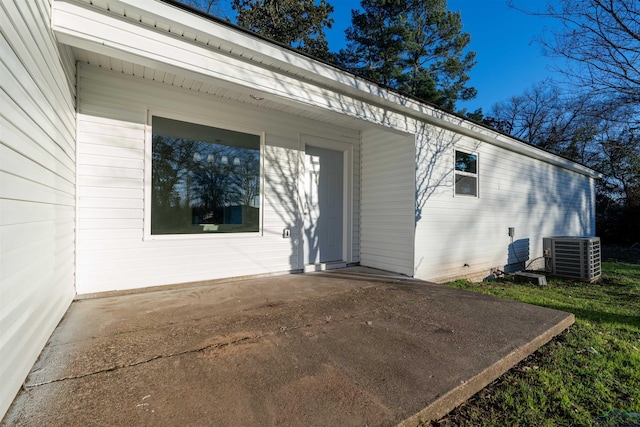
[543,236,601,282]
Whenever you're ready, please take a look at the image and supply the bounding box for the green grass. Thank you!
[425,247,640,427]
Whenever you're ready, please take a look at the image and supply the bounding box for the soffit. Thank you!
[71,47,368,131]
[70,0,341,85]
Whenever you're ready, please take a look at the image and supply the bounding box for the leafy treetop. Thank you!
[338,0,477,111]
[232,0,335,61]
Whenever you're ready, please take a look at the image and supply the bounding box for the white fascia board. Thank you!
[53,0,602,179]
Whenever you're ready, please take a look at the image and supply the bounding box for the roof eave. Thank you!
[56,0,603,179]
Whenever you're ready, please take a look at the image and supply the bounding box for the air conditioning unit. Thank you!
[543,236,601,282]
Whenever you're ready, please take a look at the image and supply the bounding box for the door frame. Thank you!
[298,134,354,269]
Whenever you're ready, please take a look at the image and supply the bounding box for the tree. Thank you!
[491,81,640,243]
[338,0,477,111]
[511,0,640,106]
[507,0,640,243]
[176,0,227,17]
[231,0,335,60]
[489,82,597,155]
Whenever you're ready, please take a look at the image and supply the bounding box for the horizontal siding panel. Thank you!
[78,239,293,262]
[0,27,75,143]
[79,142,144,159]
[0,96,75,171]
[1,234,75,280]
[1,0,76,419]
[360,129,414,276]
[359,251,414,267]
[1,145,74,191]
[0,257,71,322]
[360,208,416,218]
[78,164,144,179]
[1,172,75,205]
[78,264,290,292]
[359,187,415,199]
[79,131,145,151]
[79,120,146,142]
[1,283,73,407]
[0,51,73,142]
[80,176,143,189]
[74,97,146,123]
[363,174,415,189]
[78,186,142,199]
[78,218,144,230]
[102,234,286,251]
[0,199,74,225]
[77,238,145,252]
[364,151,415,168]
[358,253,413,270]
[360,243,413,258]
[79,207,143,220]
[78,228,144,241]
[0,16,71,114]
[79,153,144,169]
[78,196,144,209]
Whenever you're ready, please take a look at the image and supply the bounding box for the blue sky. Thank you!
[325,0,560,113]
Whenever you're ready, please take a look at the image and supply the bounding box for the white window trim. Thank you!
[453,149,479,198]
[143,109,265,241]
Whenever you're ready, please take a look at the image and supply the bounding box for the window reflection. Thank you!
[151,117,260,234]
[455,151,477,174]
[454,150,478,197]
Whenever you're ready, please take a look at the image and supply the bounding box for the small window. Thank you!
[151,116,260,235]
[454,150,478,197]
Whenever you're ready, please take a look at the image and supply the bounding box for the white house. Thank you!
[0,0,600,418]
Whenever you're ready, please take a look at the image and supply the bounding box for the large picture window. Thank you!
[454,150,478,197]
[151,116,261,235]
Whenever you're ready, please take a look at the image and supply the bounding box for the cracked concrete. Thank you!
[2,267,573,426]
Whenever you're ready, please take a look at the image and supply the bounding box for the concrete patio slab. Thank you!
[2,268,573,426]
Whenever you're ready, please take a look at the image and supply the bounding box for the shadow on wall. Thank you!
[263,144,301,270]
[505,238,530,273]
[415,115,473,224]
[413,115,480,274]
[526,167,594,237]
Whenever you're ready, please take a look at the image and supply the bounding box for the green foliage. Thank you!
[338,0,476,111]
[176,0,228,17]
[427,253,640,426]
[232,0,335,60]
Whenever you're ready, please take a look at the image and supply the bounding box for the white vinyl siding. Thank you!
[0,0,76,418]
[360,129,415,276]
[53,0,598,287]
[414,132,596,282]
[76,63,360,294]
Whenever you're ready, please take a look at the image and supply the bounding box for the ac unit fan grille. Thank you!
[543,237,601,281]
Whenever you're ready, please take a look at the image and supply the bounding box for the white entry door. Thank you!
[304,145,344,264]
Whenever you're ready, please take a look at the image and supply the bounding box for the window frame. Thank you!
[453,149,479,198]
[144,110,265,241]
